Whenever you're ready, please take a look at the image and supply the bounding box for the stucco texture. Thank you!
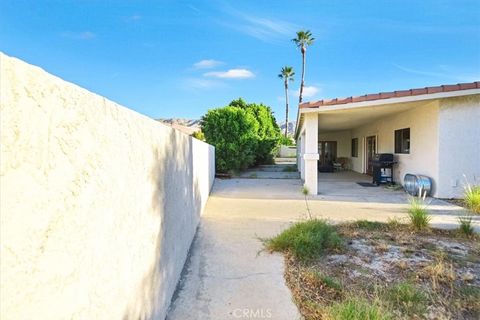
[0,53,215,320]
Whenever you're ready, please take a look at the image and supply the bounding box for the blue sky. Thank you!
[1,1,479,121]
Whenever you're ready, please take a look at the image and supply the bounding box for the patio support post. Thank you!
[300,133,305,179]
[303,113,319,195]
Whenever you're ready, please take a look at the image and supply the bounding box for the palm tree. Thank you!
[278,66,295,137]
[292,30,315,103]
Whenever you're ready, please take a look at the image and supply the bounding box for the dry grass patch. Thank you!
[268,220,480,319]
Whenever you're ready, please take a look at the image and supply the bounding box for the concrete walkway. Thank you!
[166,179,303,320]
[167,175,478,320]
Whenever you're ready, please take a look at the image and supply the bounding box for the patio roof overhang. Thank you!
[295,82,480,138]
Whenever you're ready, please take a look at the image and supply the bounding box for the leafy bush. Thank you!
[464,184,480,214]
[265,219,342,262]
[201,98,281,172]
[407,196,431,230]
[228,98,281,165]
[279,135,294,146]
[201,106,258,172]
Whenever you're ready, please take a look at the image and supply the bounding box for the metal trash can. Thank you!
[404,174,432,196]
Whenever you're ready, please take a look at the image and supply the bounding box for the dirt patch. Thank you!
[283,223,480,319]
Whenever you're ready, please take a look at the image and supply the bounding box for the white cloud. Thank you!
[193,59,224,69]
[296,86,320,98]
[204,68,255,79]
[222,8,298,42]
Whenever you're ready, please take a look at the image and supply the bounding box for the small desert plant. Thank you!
[301,185,312,219]
[457,214,474,236]
[464,182,480,214]
[265,219,342,262]
[407,190,430,230]
[326,297,393,320]
[385,281,427,316]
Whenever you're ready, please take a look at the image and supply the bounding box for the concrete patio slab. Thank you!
[167,175,478,320]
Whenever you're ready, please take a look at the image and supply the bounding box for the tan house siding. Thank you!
[350,101,440,195]
[437,95,480,198]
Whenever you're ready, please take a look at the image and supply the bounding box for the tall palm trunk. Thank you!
[299,46,306,103]
[284,80,289,137]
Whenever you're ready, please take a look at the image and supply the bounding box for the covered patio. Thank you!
[295,82,480,197]
[316,170,408,203]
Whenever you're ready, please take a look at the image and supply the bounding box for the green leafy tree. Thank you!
[201,106,258,172]
[201,99,281,172]
[278,66,295,137]
[228,98,281,165]
[292,30,315,103]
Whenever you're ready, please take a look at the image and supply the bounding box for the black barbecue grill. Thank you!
[371,153,396,185]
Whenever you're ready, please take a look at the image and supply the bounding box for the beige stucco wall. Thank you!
[0,53,215,320]
[437,95,480,198]
[350,101,440,195]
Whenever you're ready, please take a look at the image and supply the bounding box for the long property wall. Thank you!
[437,95,480,198]
[351,101,440,195]
[0,53,215,320]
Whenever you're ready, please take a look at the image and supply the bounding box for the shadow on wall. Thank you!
[122,129,203,320]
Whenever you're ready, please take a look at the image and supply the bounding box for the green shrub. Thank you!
[407,197,431,230]
[327,298,393,320]
[279,135,294,146]
[201,98,281,172]
[464,184,480,214]
[229,98,281,165]
[201,106,258,172]
[265,219,342,262]
[385,281,427,316]
[457,215,474,236]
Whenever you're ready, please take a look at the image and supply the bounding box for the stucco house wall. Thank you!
[437,95,480,198]
[0,53,215,320]
[350,101,440,195]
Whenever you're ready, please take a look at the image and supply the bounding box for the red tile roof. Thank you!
[299,81,480,109]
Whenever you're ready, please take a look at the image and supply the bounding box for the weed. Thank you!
[463,178,480,214]
[386,217,403,230]
[407,193,431,230]
[301,185,309,195]
[305,270,342,290]
[326,297,393,320]
[422,251,456,290]
[301,185,312,219]
[385,281,427,316]
[457,215,474,236]
[355,220,384,231]
[248,173,258,178]
[265,219,342,262]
